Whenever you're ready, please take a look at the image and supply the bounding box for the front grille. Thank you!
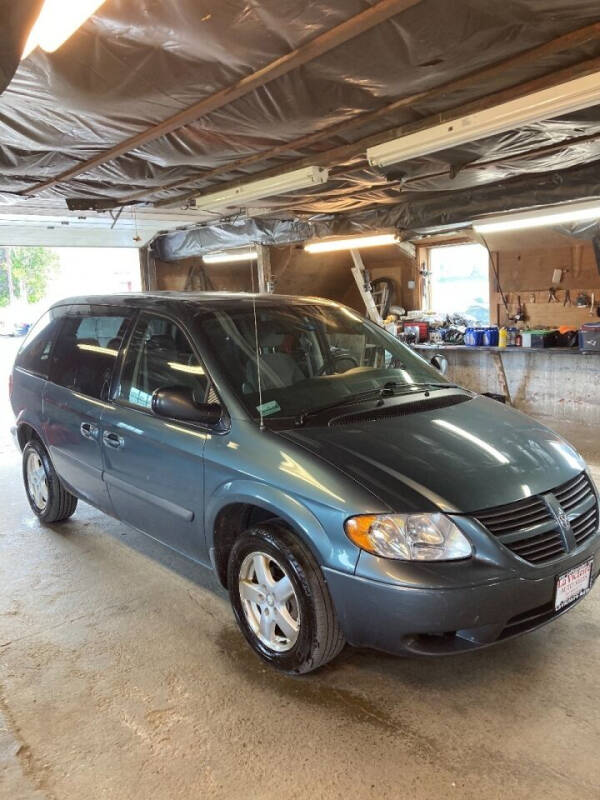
[572,505,599,546]
[554,471,595,510]
[474,495,552,537]
[473,472,599,565]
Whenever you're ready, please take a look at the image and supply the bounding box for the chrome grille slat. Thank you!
[560,486,593,510]
[473,471,599,565]
[479,506,549,527]
[527,548,566,564]
[484,515,553,536]
[513,540,565,559]
[554,473,587,498]
[475,499,547,521]
[510,532,563,553]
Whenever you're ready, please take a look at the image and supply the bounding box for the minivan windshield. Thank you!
[196,302,448,423]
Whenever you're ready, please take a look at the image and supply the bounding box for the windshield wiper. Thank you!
[294,381,452,426]
[294,389,385,426]
[405,381,459,389]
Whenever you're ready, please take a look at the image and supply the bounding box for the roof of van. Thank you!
[50,291,339,308]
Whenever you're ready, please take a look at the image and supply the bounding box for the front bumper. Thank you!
[323,537,600,656]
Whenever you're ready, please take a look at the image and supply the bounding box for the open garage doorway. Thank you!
[0,246,140,453]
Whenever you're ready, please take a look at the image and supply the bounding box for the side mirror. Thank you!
[431,354,449,375]
[152,386,222,425]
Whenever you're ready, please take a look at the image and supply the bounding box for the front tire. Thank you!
[23,439,78,523]
[227,524,345,674]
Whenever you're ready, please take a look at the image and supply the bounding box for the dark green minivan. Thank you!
[10,292,600,672]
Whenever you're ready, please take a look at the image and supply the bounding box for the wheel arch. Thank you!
[206,481,332,588]
[16,419,44,451]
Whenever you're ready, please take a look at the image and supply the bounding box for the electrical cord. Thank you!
[473,229,511,316]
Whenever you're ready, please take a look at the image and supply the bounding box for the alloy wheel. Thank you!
[238,551,300,652]
[26,451,48,512]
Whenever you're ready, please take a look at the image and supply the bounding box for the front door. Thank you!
[44,304,132,511]
[101,312,210,562]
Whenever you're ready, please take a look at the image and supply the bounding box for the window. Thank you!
[430,243,490,323]
[118,314,208,410]
[49,306,130,400]
[15,307,65,378]
[195,302,443,421]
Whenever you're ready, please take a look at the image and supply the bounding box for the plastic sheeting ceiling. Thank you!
[2,0,600,256]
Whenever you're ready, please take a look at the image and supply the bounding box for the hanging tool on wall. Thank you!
[510,294,525,322]
[576,292,591,307]
[547,287,558,303]
[563,289,572,307]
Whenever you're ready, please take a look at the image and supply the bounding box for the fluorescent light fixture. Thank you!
[304,233,398,253]
[194,166,329,210]
[202,248,258,264]
[23,0,106,59]
[474,199,600,234]
[367,71,600,168]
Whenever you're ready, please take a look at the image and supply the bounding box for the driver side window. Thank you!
[118,314,208,410]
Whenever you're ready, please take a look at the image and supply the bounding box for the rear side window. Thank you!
[118,314,208,410]
[15,308,65,379]
[49,307,131,400]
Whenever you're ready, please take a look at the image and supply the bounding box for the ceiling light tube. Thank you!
[202,248,258,264]
[23,0,106,59]
[367,71,600,168]
[473,200,600,234]
[194,166,329,210]
[304,233,398,253]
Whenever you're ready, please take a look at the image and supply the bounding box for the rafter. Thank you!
[21,0,423,197]
[161,53,600,209]
[120,21,600,206]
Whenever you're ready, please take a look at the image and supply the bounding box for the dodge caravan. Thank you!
[10,293,600,673]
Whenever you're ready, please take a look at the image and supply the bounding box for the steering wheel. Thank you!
[318,353,360,375]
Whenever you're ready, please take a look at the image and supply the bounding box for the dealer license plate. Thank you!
[555,560,593,611]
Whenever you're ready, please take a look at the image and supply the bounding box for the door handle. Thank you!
[102,431,124,449]
[80,422,98,440]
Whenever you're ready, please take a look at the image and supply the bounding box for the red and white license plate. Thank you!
[555,560,593,611]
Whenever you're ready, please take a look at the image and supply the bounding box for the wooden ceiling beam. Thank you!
[21,0,423,197]
[162,52,600,209]
[122,21,600,205]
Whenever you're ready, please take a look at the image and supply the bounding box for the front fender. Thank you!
[205,478,359,573]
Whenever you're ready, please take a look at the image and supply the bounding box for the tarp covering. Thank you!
[2,0,600,252]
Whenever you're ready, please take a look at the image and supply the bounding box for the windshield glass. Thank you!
[195,301,447,422]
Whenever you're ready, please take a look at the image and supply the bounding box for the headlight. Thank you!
[344,513,472,561]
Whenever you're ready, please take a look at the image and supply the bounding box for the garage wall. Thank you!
[487,230,600,328]
[152,244,418,313]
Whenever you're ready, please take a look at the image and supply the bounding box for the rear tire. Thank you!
[227,524,345,674]
[22,439,78,523]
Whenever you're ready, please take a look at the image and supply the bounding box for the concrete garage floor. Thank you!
[1,335,599,800]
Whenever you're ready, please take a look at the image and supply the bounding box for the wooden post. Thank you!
[492,352,512,405]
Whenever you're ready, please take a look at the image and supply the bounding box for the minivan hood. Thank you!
[279,396,586,513]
